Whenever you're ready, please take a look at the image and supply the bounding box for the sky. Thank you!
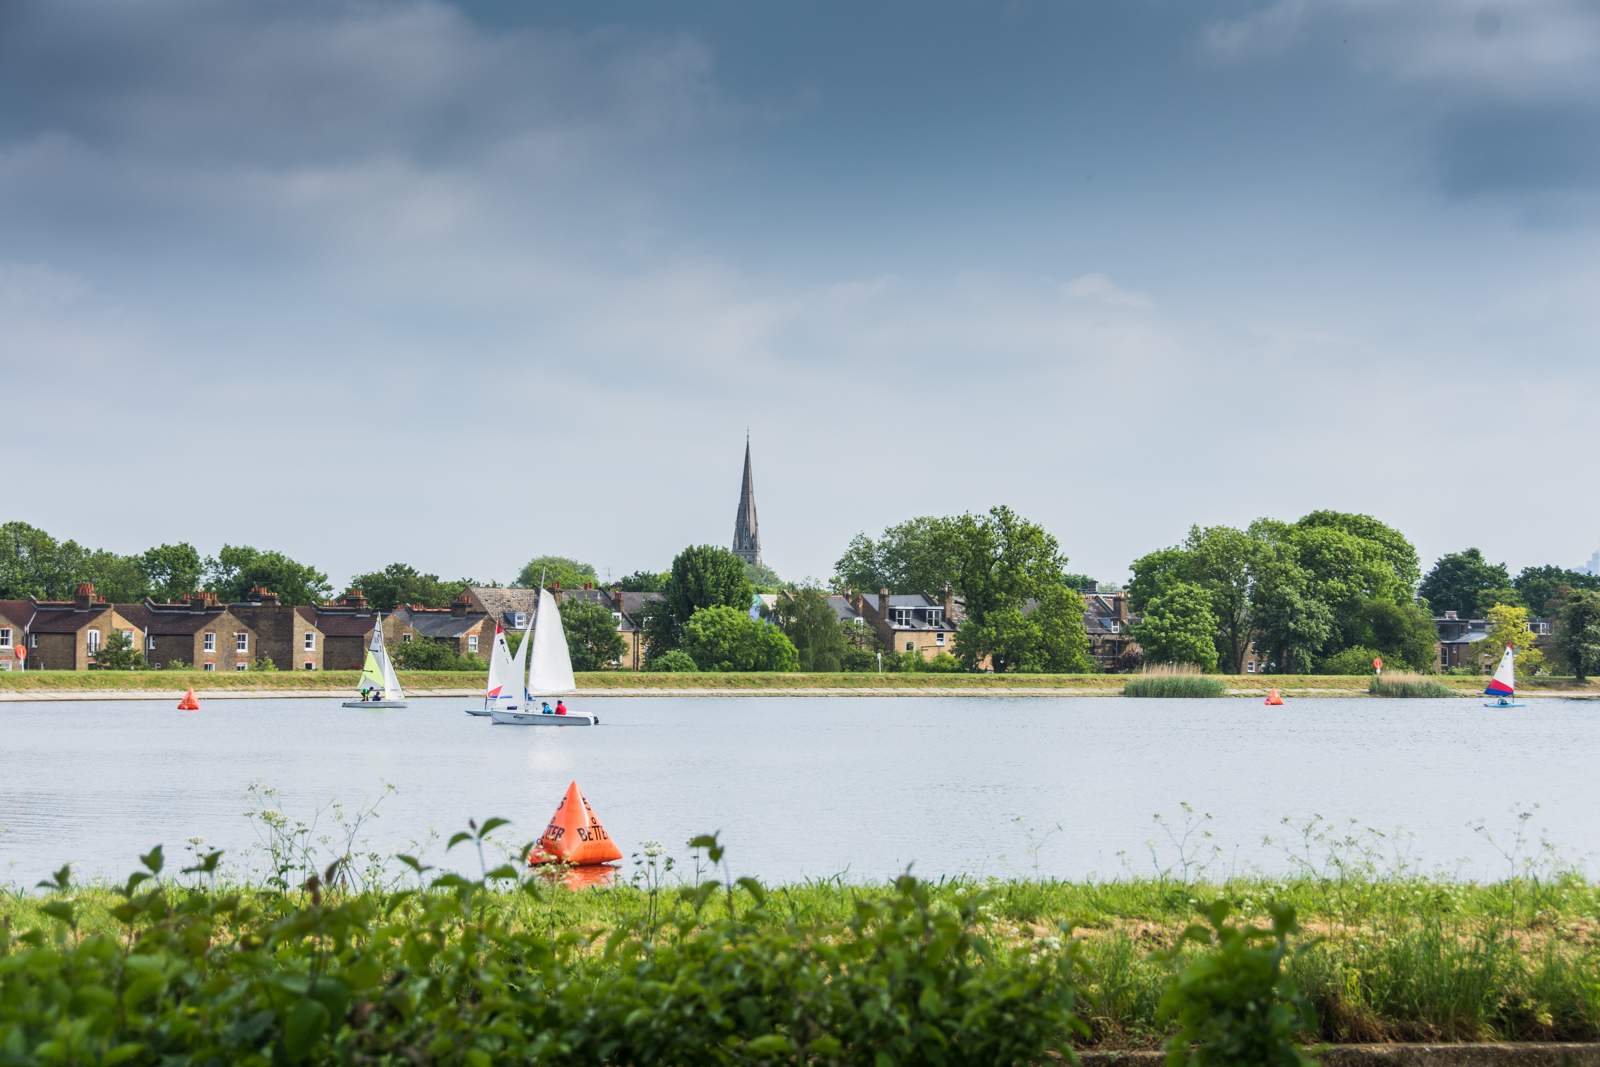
[2,0,1598,591]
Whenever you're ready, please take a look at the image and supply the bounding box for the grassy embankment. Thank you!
[8,864,1600,1048]
[2,669,1595,695]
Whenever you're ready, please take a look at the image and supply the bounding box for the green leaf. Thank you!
[140,845,165,874]
[182,849,224,875]
[310,976,350,1023]
[36,864,71,891]
[283,997,330,1060]
[102,1043,146,1067]
[446,831,474,851]
[810,1036,842,1057]
[40,900,75,924]
[736,877,768,906]
[483,864,519,881]
[477,817,511,837]
[746,1034,791,1056]
[109,902,141,924]
[343,953,383,990]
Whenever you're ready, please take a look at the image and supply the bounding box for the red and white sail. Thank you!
[1485,644,1516,698]
[486,622,514,705]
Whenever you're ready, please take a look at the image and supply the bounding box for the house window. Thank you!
[905,641,915,652]
[1246,662,1256,673]
[304,661,315,670]
[303,632,315,651]
[235,633,248,652]
[892,608,912,625]
[403,633,412,643]
[468,635,478,653]
[86,629,101,652]
[513,612,527,628]
[0,628,10,648]
[204,633,215,652]
[29,633,37,648]
[936,632,945,646]
[612,611,623,624]
[928,609,943,627]
[203,663,215,672]
[235,662,247,671]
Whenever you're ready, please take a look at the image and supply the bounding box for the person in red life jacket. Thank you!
[555,700,568,715]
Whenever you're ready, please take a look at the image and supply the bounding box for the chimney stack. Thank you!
[1113,594,1129,624]
[74,583,95,611]
[942,583,954,618]
[451,594,469,618]
[878,586,889,620]
[612,589,624,613]
[346,590,368,611]
[259,590,279,606]
[549,582,563,606]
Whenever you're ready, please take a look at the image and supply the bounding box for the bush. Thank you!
[1315,645,1384,676]
[1368,671,1458,698]
[1124,662,1228,698]
[681,605,798,672]
[248,655,279,672]
[648,649,699,672]
[390,640,487,671]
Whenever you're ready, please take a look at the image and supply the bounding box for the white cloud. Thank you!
[1061,273,1152,308]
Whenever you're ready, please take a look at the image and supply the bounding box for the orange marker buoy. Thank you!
[528,781,622,867]
[177,688,201,711]
[1264,688,1284,706]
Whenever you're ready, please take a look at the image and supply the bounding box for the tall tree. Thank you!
[203,545,332,606]
[1418,549,1510,618]
[831,516,960,594]
[1513,565,1600,618]
[643,545,753,658]
[1359,599,1440,672]
[1129,582,1220,671]
[680,605,798,672]
[516,555,597,590]
[1252,584,1335,675]
[772,588,847,672]
[560,600,627,671]
[0,522,83,600]
[1294,511,1421,590]
[1481,604,1545,675]
[1553,591,1600,682]
[139,543,202,602]
[343,564,476,612]
[617,570,668,593]
[77,549,148,603]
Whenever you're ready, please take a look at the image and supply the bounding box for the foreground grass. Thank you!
[8,869,1600,1049]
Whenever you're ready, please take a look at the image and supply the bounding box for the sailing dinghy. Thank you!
[489,587,598,726]
[1483,644,1525,707]
[466,618,526,717]
[342,614,407,708]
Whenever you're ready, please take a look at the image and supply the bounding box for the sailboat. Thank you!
[342,613,406,708]
[489,587,598,726]
[1483,644,1526,707]
[465,618,526,717]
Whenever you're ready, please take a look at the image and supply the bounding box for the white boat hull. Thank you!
[489,708,597,726]
[343,700,407,708]
[464,708,491,717]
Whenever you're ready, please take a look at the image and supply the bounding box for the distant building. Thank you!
[1581,548,1600,577]
[732,437,761,567]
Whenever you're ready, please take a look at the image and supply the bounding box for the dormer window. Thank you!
[892,608,912,626]
[513,612,527,628]
[927,609,943,627]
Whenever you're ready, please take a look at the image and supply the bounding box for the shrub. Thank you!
[1368,671,1457,698]
[648,649,699,672]
[1124,662,1228,698]
[89,631,147,671]
[681,605,798,672]
[248,655,279,672]
[390,640,486,671]
[1315,645,1384,676]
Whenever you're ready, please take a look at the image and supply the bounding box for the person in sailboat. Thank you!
[555,700,568,716]
[541,701,553,714]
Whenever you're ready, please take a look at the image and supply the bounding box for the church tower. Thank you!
[732,437,761,567]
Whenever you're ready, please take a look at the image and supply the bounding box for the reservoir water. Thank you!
[2,695,1596,887]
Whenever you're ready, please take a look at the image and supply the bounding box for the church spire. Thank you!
[732,436,761,567]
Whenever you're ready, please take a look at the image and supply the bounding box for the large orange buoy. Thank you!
[177,688,201,711]
[1264,688,1284,706]
[528,781,622,867]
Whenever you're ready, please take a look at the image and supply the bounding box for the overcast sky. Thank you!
[3,0,1597,590]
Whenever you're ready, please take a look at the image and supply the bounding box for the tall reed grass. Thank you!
[1369,671,1457,698]
[1123,662,1227,698]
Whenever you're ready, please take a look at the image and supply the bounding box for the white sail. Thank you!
[1486,643,1516,699]
[512,607,533,703]
[486,622,512,704]
[373,614,404,700]
[527,587,576,696]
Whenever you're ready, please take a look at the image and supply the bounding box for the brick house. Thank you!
[0,599,34,670]
[854,587,960,660]
[22,584,146,671]
[122,595,259,671]
[562,584,661,669]
[392,596,496,659]
[1080,590,1141,669]
[310,591,404,671]
[228,588,326,671]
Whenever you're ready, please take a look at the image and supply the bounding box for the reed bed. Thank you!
[1122,662,1228,698]
[1369,671,1459,698]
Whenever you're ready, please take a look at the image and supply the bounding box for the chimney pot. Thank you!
[612,589,624,612]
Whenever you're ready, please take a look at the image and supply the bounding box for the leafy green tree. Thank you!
[1294,510,1421,589]
[1358,599,1440,672]
[515,555,596,591]
[138,543,202,602]
[1316,645,1385,675]
[1418,548,1511,618]
[1513,565,1600,617]
[343,564,476,612]
[1482,603,1544,674]
[77,549,148,604]
[0,522,86,599]
[1553,591,1600,682]
[771,588,847,672]
[204,546,332,606]
[680,605,798,672]
[89,631,146,670]
[647,649,698,672]
[1131,527,1266,673]
[390,640,485,671]
[941,506,1080,673]
[1130,582,1220,671]
[1252,585,1335,675]
[1281,524,1409,647]
[744,560,786,592]
[643,545,753,658]
[560,600,626,671]
[618,569,668,593]
[1475,586,1522,616]
[831,516,961,594]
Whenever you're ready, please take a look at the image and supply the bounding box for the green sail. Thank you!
[358,649,385,693]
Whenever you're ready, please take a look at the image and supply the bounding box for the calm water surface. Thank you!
[2,695,1595,886]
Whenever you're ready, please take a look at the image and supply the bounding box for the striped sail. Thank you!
[486,622,512,703]
[1485,644,1516,697]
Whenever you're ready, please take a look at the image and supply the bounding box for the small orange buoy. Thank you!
[1264,687,1284,706]
[177,688,201,710]
[528,781,622,867]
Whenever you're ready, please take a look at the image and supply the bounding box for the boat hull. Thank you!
[489,709,597,726]
[342,700,407,708]
[1483,700,1526,707]
[464,708,491,717]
